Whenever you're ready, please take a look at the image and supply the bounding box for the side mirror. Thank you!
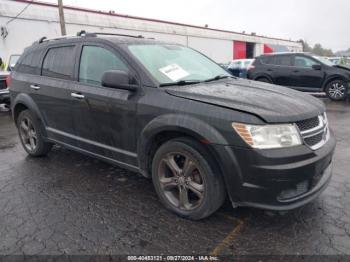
[101,70,137,91]
[312,64,322,70]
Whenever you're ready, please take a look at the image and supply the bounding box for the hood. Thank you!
[165,78,325,123]
[333,65,350,72]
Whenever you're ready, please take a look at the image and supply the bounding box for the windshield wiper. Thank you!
[204,75,232,83]
[159,80,201,87]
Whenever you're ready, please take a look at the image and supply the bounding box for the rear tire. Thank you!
[256,77,272,83]
[17,110,53,157]
[325,79,348,101]
[152,137,226,220]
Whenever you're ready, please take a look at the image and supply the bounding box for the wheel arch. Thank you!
[12,93,47,137]
[254,74,274,83]
[322,75,348,91]
[137,114,229,178]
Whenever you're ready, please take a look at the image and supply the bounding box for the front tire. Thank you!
[152,137,226,220]
[17,110,53,157]
[325,79,348,101]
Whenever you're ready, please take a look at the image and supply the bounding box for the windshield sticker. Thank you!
[159,64,189,81]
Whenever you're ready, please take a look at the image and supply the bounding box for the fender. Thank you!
[137,114,244,202]
[12,93,48,137]
[138,114,228,174]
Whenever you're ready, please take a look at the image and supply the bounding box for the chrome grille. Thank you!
[296,114,329,150]
[304,132,323,146]
[296,117,319,131]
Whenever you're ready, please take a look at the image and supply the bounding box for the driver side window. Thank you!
[294,56,319,68]
[79,45,129,86]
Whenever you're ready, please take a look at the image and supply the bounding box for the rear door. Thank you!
[269,55,297,86]
[31,44,77,143]
[292,55,324,90]
[70,43,139,167]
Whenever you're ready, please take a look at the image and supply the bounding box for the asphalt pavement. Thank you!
[0,98,349,256]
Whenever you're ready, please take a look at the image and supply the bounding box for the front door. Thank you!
[292,55,324,90]
[70,44,139,168]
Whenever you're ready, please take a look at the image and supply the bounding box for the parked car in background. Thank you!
[0,71,10,105]
[248,52,350,100]
[228,59,254,78]
[217,62,230,70]
[327,56,349,67]
[6,54,21,72]
[0,54,20,107]
[9,32,335,220]
[327,57,342,65]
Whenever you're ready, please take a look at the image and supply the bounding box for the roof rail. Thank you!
[34,30,149,45]
[42,35,79,42]
[83,32,145,38]
[77,30,86,36]
[38,36,47,43]
[34,34,79,44]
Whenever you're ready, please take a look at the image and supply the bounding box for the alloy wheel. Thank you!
[19,117,38,152]
[328,82,346,99]
[158,152,205,211]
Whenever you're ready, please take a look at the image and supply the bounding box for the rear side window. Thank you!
[16,48,43,75]
[260,55,292,66]
[260,56,273,65]
[274,55,292,66]
[42,46,75,80]
[79,46,129,86]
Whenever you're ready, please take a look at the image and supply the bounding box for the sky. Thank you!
[44,0,350,51]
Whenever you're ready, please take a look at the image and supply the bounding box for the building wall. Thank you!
[187,37,233,62]
[0,0,302,63]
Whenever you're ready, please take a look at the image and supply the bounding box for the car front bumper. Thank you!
[213,130,336,211]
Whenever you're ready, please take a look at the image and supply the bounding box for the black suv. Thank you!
[247,52,350,101]
[9,32,336,220]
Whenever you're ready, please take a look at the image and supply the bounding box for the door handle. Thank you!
[30,84,40,90]
[267,69,273,72]
[71,92,85,99]
[293,70,299,73]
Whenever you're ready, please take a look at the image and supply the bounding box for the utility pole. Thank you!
[58,0,66,35]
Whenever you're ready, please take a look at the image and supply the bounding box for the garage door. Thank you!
[233,41,246,59]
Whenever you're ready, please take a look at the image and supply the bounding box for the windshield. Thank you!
[128,44,230,85]
[312,55,335,66]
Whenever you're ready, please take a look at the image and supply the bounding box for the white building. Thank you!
[0,0,302,63]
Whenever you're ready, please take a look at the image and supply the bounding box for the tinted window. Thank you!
[260,56,273,65]
[295,56,320,68]
[79,46,129,86]
[274,55,292,66]
[16,48,43,75]
[42,46,75,80]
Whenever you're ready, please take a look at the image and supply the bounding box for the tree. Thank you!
[299,40,313,52]
[299,40,334,56]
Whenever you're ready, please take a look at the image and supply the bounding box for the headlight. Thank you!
[232,123,302,149]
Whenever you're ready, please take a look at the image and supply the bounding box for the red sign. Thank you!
[263,44,274,54]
